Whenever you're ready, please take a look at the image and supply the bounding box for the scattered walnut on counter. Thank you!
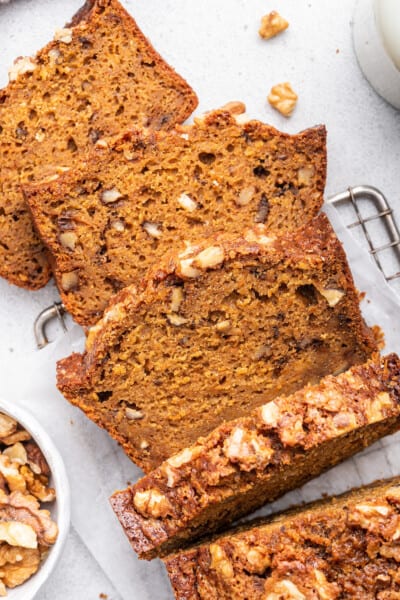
[268,82,298,117]
[259,11,289,40]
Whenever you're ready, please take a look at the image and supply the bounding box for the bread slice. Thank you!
[0,0,197,290]
[110,354,400,559]
[57,214,377,473]
[164,477,400,599]
[25,110,326,323]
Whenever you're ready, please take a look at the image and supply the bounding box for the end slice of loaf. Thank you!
[164,476,400,599]
[0,0,197,290]
[110,354,400,560]
[25,111,326,322]
[57,214,377,473]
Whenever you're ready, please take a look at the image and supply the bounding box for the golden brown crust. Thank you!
[26,112,325,318]
[110,354,400,559]
[164,477,400,599]
[0,0,197,289]
[57,215,377,473]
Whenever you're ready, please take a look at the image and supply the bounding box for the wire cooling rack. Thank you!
[34,185,400,348]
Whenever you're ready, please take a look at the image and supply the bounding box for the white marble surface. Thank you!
[0,0,400,598]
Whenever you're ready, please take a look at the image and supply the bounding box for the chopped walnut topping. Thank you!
[53,28,73,44]
[209,544,234,579]
[279,414,305,446]
[142,221,162,239]
[194,246,224,269]
[259,11,289,40]
[133,489,173,519]
[8,57,36,82]
[178,193,198,212]
[268,82,298,117]
[236,186,256,207]
[234,113,252,125]
[266,579,306,600]
[167,447,197,469]
[223,426,274,471]
[366,392,393,423]
[101,187,123,204]
[313,569,340,600]
[260,401,280,427]
[379,543,400,562]
[318,288,345,307]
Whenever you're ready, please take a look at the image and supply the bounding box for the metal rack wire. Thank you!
[34,185,400,349]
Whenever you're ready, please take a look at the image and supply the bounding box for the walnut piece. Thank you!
[319,288,345,307]
[3,443,27,466]
[209,544,234,579]
[194,246,224,269]
[101,187,123,204]
[0,416,17,440]
[133,489,173,519]
[266,579,306,600]
[0,457,26,493]
[268,82,298,117]
[61,270,79,292]
[179,258,201,279]
[0,430,31,446]
[8,57,36,82]
[0,522,37,549]
[236,186,256,207]
[260,401,280,427]
[178,193,198,212]
[170,287,184,313]
[125,408,144,420]
[219,100,246,115]
[24,442,50,476]
[142,221,162,239]
[59,231,77,251]
[0,490,58,546]
[0,546,41,589]
[297,166,315,186]
[259,11,289,40]
[53,28,73,44]
[223,426,274,471]
[167,314,189,326]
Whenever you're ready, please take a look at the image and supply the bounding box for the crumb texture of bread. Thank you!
[26,112,326,322]
[164,477,400,599]
[0,0,197,289]
[56,214,377,473]
[110,354,400,559]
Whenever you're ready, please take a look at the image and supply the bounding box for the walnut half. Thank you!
[259,11,289,40]
[268,82,298,117]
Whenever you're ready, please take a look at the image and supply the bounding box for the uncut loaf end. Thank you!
[111,354,400,559]
[164,477,400,599]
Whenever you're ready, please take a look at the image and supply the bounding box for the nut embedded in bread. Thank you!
[110,354,400,559]
[56,214,377,473]
[25,111,327,324]
[0,0,197,290]
[164,477,400,599]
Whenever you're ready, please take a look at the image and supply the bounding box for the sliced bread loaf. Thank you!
[25,110,326,323]
[57,214,377,473]
[111,354,400,559]
[164,477,400,599]
[0,0,197,289]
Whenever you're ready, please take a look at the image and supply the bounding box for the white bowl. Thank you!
[0,398,70,599]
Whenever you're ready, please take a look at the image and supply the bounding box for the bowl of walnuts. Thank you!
[0,398,70,598]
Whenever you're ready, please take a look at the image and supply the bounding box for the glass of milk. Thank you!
[353,0,400,109]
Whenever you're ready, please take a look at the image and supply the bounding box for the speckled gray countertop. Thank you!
[0,1,400,598]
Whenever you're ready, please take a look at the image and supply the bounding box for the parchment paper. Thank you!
[9,202,400,600]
